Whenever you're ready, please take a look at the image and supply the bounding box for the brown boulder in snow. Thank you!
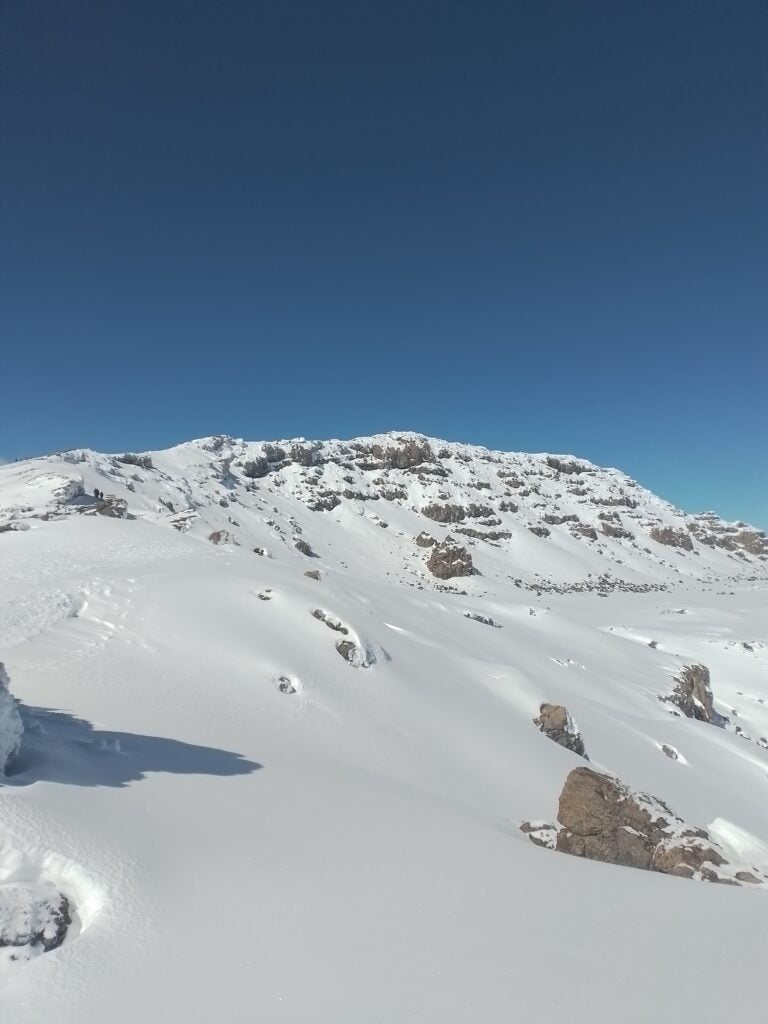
[533,703,587,758]
[426,540,474,579]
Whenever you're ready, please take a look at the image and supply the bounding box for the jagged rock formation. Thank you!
[534,703,587,757]
[522,767,763,885]
[666,664,727,726]
[426,539,474,579]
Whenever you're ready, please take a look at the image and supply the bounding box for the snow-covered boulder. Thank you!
[0,662,23,774]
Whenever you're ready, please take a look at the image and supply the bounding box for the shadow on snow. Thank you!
[3,705,262,788]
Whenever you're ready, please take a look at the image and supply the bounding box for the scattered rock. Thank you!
[312,608,349,634]
[533,703,587,758]
[415,531,436,547]
[276,675,297,695]
[304,569,321,581]
[661,744,679,760]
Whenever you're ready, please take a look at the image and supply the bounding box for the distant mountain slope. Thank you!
[1,432,765,593]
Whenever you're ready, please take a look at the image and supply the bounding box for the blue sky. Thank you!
[2,1,766,525]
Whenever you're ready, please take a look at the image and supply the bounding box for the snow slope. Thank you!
[1,434,767,1022]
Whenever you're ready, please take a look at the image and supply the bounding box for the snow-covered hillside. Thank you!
[1,433,767,1022]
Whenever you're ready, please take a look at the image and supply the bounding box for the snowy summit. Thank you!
[1,432,767,1023]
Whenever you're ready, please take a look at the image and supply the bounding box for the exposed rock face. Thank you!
[0,662,23,773]
[307,493,340,512]
[600,521,634,540]
[422,502,466,524]
[262,444,286,463]
[649,526,694,551]
[528,526,550,538]
[116,453,153,470]
[0,884,71,955]
[545,456,589,475]
[667,664,726,725]
[370,438,434,469]
[534,703,587,758]
[415,531,436,547]
[522,767,758,884]
[426,540,474,579]
[290,443,318,467]
[242,457,269,479]
[543,513,579,525]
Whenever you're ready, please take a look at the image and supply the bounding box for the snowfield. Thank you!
[0,433,767,1022]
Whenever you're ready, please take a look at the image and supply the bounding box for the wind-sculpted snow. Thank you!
[0,434,766,1023]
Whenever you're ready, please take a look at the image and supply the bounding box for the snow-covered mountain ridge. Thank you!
[1,432,767,1022]
[1,431,766,591]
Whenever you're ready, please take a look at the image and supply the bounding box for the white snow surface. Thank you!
[0,432,767,1022]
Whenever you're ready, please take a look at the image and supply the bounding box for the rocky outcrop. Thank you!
[600,521,634,540]
[0,662,23,773]
[95,496,128,519]
[545,456,589,475]
[0,884,71,956]
[307,492,340,512]
[242,457,269,479]
[290,443,318,467]
[528,526,550,538]
[116,453,153,470]
[415,531,436,547]
[294,539,317,557]
[422,502,466,524]
[666,663,727,726]
[304,569,321,581]
[522,767,761,884]
[650,526,694,551]
[533,703,587,758]
[426,540,474,579]
[262,444,286,463]
[370,438,434,469]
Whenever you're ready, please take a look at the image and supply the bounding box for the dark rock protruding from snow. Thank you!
[208,529,233,546]
[426,539,474,579]
[533,703,587,758]
[415,531,436,547]
[522,767,761,884]
[666,664,727,726]
[116,452,153,470]
[294,539,317,557]
[304,569,321,581]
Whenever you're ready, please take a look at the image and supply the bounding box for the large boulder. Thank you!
[522,767,759,884]
[534,703,587,758]
[0,662,23,774]
[426,540,474,579]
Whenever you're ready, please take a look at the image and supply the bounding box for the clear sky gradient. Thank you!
[2,1,766,525]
